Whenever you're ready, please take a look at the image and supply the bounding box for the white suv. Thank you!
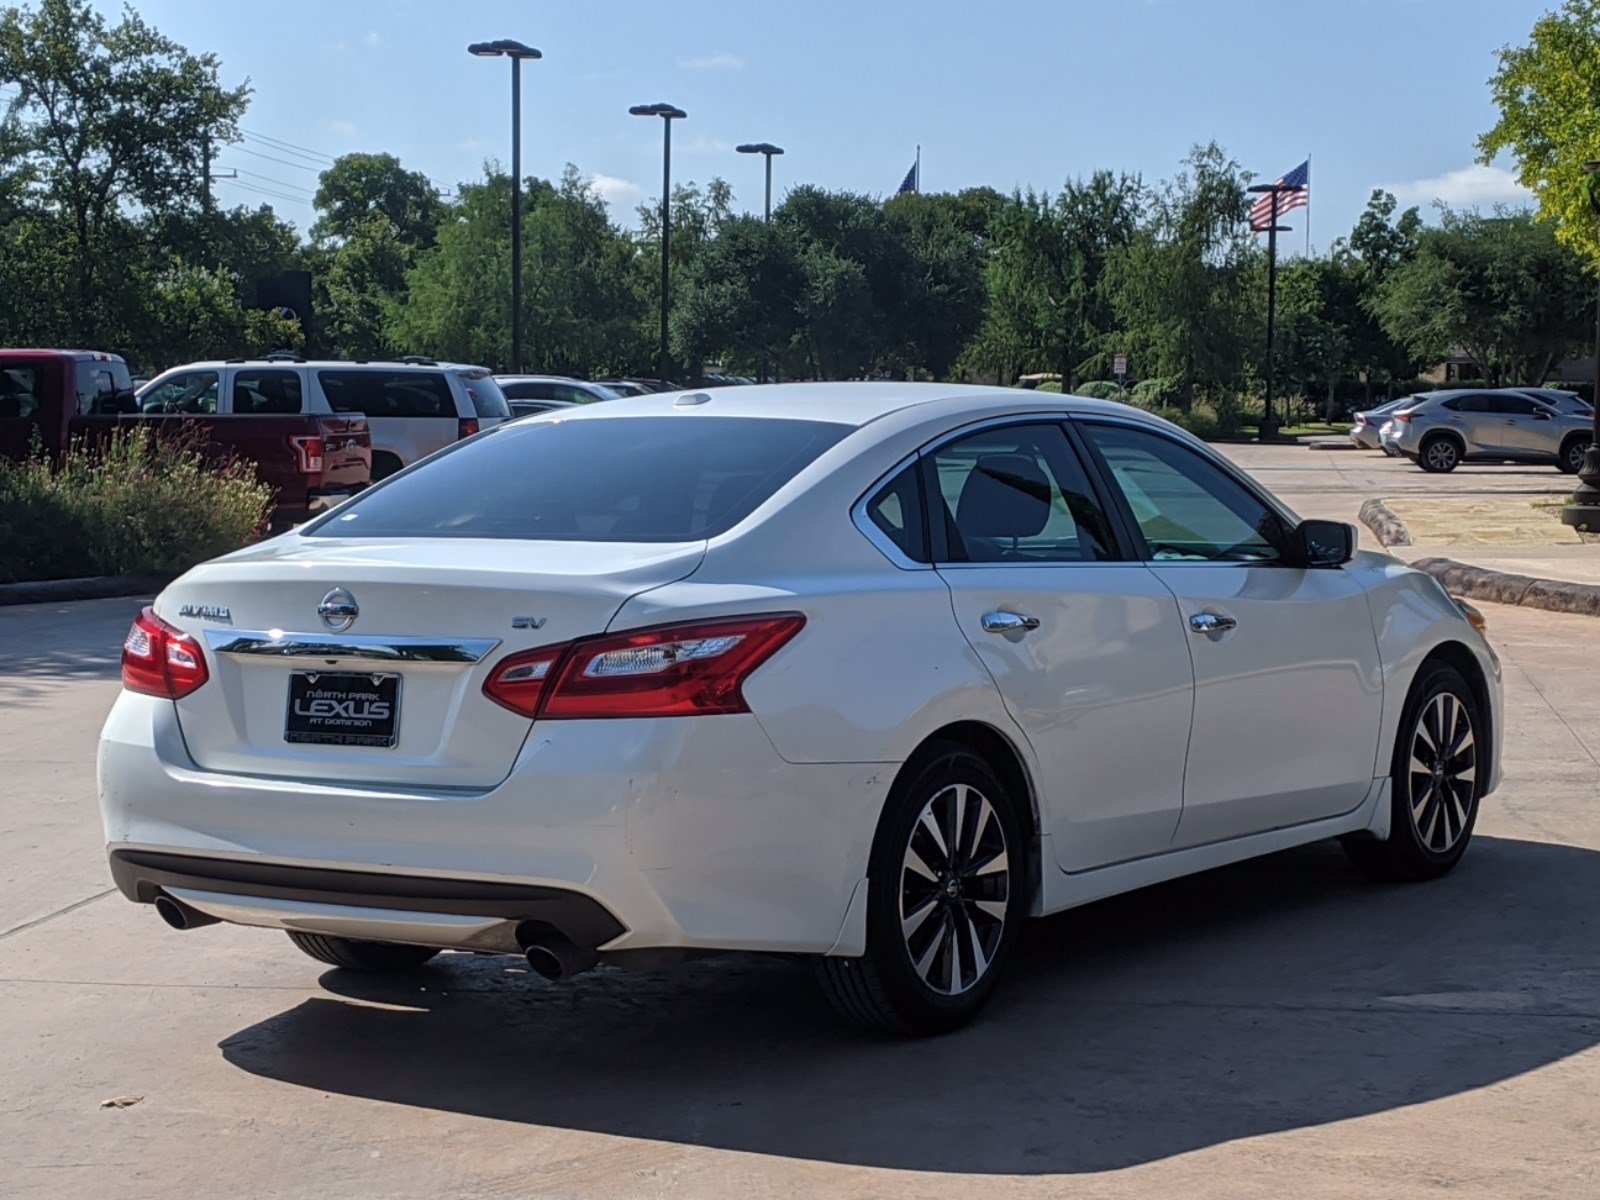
[138,356,511,479]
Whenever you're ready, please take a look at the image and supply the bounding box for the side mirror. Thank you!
[1294,519,1355,567]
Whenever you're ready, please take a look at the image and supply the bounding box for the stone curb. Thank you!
[1358,498,1411,546]
[0,575,172,607]
[1357,501,1600,619]
[1305,438,1363,451]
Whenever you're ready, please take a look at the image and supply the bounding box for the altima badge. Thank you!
[318,588,359,632]
[177,604,231,624]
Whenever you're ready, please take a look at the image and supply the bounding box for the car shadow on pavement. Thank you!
[218,835,1600,1175]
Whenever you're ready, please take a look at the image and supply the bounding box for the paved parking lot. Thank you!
[3,444,1598,1199]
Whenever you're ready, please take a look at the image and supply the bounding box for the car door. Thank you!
[1491,394,1559,458]
[927,420,1196,872]
[1076,418,1383,847]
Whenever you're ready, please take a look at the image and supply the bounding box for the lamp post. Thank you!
[735,142,784,221]
[631,103,687,386]
[1247,182,1297,442]
[468,38,541,374]
[1562,161,1600,533]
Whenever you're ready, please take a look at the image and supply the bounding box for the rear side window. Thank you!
[863,465,928,563]
[309,416,851,542]
[233,369,303,414]
[0,364,41,421]
[319,370,455,418]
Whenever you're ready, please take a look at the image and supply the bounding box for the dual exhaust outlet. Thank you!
[151,891,598,981]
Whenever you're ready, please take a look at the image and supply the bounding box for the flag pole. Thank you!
[1305,154,1312,257]
[915,144,921,194]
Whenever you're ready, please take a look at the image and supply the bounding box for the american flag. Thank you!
[1250,159,1310,232]
[896,159,919,195]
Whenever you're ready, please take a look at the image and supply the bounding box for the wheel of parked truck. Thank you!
[370,452,404,481]
[287,931,439,971]
[815,741,1024,1036]
[1341,663,1482,883]
[1558,435,1592,475]
[1419,435,1460,473]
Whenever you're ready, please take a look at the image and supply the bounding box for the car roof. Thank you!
[538,381,1161,430]
[0,349,126,362]
[493,374,601,384]
[154,359,479,372]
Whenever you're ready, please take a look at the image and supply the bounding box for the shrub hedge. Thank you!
[0,427,273,583]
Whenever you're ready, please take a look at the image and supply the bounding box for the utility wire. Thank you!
[221,165,315,196]
[231,144,324,173]
[216,177,311,206]
[239,127,335,164]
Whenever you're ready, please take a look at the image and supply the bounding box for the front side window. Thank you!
[929,423,1114,564]
[319,370,454,418]
[232,369,303,414]
[74,361,131,415]
[1083,422,1288,563]
[309,416,851,542]
[140,371,219,415]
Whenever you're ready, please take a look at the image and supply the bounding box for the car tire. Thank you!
[286,931,440,971]
[1341,664,1483,883]
[815,741,1025,1036]
[1558,435,1592,475]
[370,452,404,481]
[1418,436,1461,473]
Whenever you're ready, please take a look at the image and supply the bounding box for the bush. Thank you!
[0,427,273,583]
[1071,380,1127,402]
[1131,376,1183,409]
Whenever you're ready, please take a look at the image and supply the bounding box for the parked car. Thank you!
[494,375,621,406]
[101,383,1499,1035]
[138,357,510,481]
[592,379,654,397]
[2,349,370,523]
[1380,388,1594,473]
[507,398,578,419]
[1349,398,1412,450]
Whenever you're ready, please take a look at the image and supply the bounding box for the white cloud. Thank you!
[365,31,381,47]
[589,174,643,208]
[325,119,360,140]
[679,52,744,71]
[1383,164,1532,209]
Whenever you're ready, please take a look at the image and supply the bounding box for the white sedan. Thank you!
[100,384,1501,1035]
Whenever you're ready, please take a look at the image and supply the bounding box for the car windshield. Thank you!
[307,415,852,541]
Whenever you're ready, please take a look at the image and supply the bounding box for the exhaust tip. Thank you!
[518,926,599,981]
[153,892,219,930]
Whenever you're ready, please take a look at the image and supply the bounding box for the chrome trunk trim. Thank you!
[203,629,500,664]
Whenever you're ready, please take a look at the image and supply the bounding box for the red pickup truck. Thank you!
[0,349,370,523]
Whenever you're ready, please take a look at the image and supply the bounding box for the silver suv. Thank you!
[138,357,511,480]
[1380,388,1594,474]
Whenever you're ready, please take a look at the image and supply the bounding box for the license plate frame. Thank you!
[284,671,401,748]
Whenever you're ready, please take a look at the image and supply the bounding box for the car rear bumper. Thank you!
[97,692,887,957]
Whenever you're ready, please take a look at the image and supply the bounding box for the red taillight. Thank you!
[1353,414,1367,427]
[1393,412,1413,424]
[288,434,324,472]
[482,613,805,720]
[458,417,480,439]
[121,606,209,699]
[482,645,566,717]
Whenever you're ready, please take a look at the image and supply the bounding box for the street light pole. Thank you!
[736,142,785,221]
[1562,161,1600,532]
[1248,182,1298,442]
[468,38,542,374]
[631,104,687,386]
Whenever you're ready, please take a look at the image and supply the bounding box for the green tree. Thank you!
[1479,0,1600,266]
[972,171,1143,387]
[0,0,248,344]
[670,215,804,375]
[393,165,648,373]
[312,152,441,247]
[1373,208,1592,385]
[1110,142,1259,409]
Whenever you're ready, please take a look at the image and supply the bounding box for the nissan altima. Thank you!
[100,384,1501,1034]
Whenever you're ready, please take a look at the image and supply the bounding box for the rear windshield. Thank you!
[461,374,511,418]
[308,416,852,542]
[319,370,455,418]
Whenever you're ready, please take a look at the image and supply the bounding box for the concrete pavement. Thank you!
[4,469,1600,1199]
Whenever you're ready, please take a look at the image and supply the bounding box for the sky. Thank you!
[96,0,1550,247]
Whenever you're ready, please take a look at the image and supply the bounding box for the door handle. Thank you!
[1189,613,1237,635]
[981,611,1041,634]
